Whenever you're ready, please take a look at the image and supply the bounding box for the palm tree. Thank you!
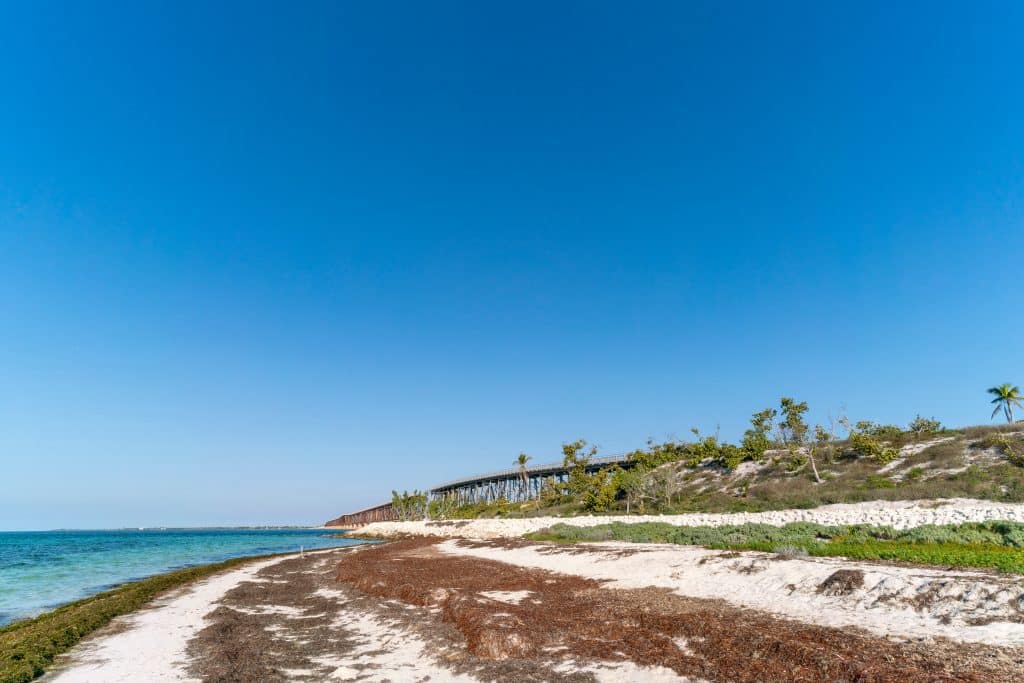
[988,384,1024,423]
[515,452,532,492]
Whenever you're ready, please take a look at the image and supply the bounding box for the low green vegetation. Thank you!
[409,386,1024,521]
[527,520,1024,574]
[427,425,1024,520]
[0,554,271,683]
[522,398,971,516]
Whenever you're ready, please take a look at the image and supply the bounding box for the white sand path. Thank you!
[46,549,348,683]
[46,557,283,683]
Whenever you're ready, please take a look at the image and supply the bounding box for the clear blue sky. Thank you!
[2,2,1022,529]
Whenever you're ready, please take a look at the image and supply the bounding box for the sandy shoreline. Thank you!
[348,497,1024,539]
[39,513,1024,681]
[45,557,285,682]
[43,548,350,683]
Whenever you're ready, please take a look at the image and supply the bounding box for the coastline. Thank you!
[14,499,1024,681]
[22,539,1016,682]
[1,547,360,683]
[0,527,363,629]
[48,532,1017,681]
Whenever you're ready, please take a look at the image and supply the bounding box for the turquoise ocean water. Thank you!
[0,528,367,626]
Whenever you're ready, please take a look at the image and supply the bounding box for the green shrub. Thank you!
[873,424,904,441]
[853,421,904,441]
[849,432,899,463]
[740,430,772,461]
[741,407,777,461]
[784,454,807,473]
[908,415,942,437]
[718,443,747,470]
[875,447,900,464]
[580,466,621,512]
[863,474,896,489]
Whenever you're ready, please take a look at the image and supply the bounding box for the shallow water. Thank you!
[0,528,365,625]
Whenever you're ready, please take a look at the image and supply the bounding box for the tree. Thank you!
[988,384,1024,423]
[429,493,458,520]
[778,398,809,446]
[777,397,821,483]
[515,452,532,486]
[812,424,836,469]
[562,439,597,498]
[615,467,646,514]
[391,489,427,521]
[741,407,777,460]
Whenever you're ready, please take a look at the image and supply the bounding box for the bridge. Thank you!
[323,501,397,528]
[324,453,634,527]
[430,453,633,504]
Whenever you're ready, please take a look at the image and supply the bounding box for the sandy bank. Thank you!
[43,537,1024,681]
[354,498,1024,539]
[440,539,1024,645]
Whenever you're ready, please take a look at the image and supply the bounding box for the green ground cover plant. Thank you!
[0,554,276,683]
[526,521,1024,574]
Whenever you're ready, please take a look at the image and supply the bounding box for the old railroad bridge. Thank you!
[325,453,633,527]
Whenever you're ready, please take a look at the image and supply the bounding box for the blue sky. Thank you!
[2,2,1023,529]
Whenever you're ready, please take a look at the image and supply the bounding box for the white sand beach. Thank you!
[39,499,1024,681]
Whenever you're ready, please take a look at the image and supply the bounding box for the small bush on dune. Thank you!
[904,466,925,481]
[848,432,899,464]
[862,475,896,489]
[908,415,942,437]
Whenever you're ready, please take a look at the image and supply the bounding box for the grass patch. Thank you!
[800,540,1024,574]
[0,553,276,683]
[526,521,1024,574]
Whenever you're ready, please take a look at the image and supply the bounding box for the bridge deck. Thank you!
[430,453,632,493]
[326,453,636,526]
